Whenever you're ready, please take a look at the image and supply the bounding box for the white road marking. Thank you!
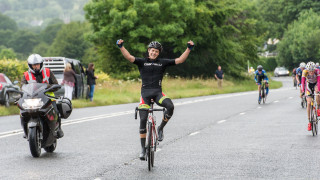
[217,120,226,124]
[189,131,200,136]
[274,100,279,103]
[288,97,293,99]
[240,112,246,115]
[257,106,262,109]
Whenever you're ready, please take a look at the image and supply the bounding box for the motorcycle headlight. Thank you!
[22,98,44,110]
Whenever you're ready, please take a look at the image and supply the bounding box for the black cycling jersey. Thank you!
[134,57,176,89]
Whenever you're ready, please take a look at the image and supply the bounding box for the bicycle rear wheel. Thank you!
[311,106,316,136]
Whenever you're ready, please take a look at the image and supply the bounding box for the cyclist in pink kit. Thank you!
[301,61,320,131]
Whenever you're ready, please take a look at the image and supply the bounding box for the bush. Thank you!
[0,59,27,81]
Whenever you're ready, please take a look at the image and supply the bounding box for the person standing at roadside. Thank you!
[215,65,224,87]
[62,63,76,100]
[86,63,98,102]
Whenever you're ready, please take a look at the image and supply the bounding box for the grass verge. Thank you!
[0,77,282,116]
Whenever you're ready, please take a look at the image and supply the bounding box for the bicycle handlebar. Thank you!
[134,107,165,120]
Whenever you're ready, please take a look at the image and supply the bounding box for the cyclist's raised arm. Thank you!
[175,40,194,64]
[116,39,135,63]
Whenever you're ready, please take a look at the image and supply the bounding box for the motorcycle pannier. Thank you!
[57,97,72,119]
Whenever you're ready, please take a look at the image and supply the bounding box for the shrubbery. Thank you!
[0,59,27,81]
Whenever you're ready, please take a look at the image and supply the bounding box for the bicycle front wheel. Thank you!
[147,123,152,171]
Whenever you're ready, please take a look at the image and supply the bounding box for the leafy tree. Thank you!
[48,22,91,59]
[277,10,320,68]
[8,30,39,55]
[0,30,14,47]
[40,23,63,44]
[84,0,262,78]
[257,0,320,38]
[33,42,50,56]
[0,13,17,31]
[0,48,17,59]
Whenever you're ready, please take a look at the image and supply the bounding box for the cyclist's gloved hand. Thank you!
[187,40,194,50]
[116,39,123,48]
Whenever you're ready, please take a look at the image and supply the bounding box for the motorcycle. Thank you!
[16,83,72,157]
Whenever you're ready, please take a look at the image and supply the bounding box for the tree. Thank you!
[84,0,262,78]
[257,0,320,39]
[40,22,63,45]
[277,10,320,68]
[8,30,39,55]
[0,13,18,31]
[0,48,17,59]
[48,22,91,59]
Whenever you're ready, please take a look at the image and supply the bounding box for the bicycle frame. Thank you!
[134,101,165,171]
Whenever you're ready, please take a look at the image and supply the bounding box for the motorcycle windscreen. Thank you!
[22,83,49,96]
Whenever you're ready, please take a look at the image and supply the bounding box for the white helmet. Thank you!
[316,62,319,66]
[300,62,306,68]
[27,54,44,74]
[306,61,316,71]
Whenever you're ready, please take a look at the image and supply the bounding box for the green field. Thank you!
[0,77,282,116]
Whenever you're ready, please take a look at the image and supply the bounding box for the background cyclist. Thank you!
[254,65,269,101]
[301,61,320,131]
[117,39,194,160]
[296,62,306,99]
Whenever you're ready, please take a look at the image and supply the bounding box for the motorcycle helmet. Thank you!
[27,54,44,74]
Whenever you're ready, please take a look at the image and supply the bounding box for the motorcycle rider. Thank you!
[20,54,64,138]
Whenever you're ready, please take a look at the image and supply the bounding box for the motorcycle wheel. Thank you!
[44,139,57,153]
[29,127,41,157]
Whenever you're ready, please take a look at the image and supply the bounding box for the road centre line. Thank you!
[217,120,226,124]
[0,88,293,139]
[189,132,200,136]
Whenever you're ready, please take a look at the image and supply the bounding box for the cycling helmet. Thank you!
[148,41,163,52]
[300,62,306,68]
[27,54,44,74]
[257,65,263,71]
[316,62,319,66]
[306,61,316,71]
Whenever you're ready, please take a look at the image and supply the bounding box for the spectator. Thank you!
[86,63,98,102]
[62,63,76,100]
[215,65,224,87]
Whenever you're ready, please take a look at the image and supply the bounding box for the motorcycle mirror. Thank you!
[44,84,61,93]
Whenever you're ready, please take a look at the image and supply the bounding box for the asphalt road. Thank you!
[0,76,317,179]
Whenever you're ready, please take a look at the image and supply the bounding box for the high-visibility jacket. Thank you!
[24,68,50,84]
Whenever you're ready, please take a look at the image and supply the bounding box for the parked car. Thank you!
[274,67,290,77]
[0,73,20,107]
[43,57,88,99]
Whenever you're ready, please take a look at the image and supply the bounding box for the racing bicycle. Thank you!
[310,93,319,136]
[135,99,165,171]
[258,81,267,104]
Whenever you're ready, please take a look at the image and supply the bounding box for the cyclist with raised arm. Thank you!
[296,62,306,99]
[254,65,269,101]
[117,39,194,160]
[301,62,320,131]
